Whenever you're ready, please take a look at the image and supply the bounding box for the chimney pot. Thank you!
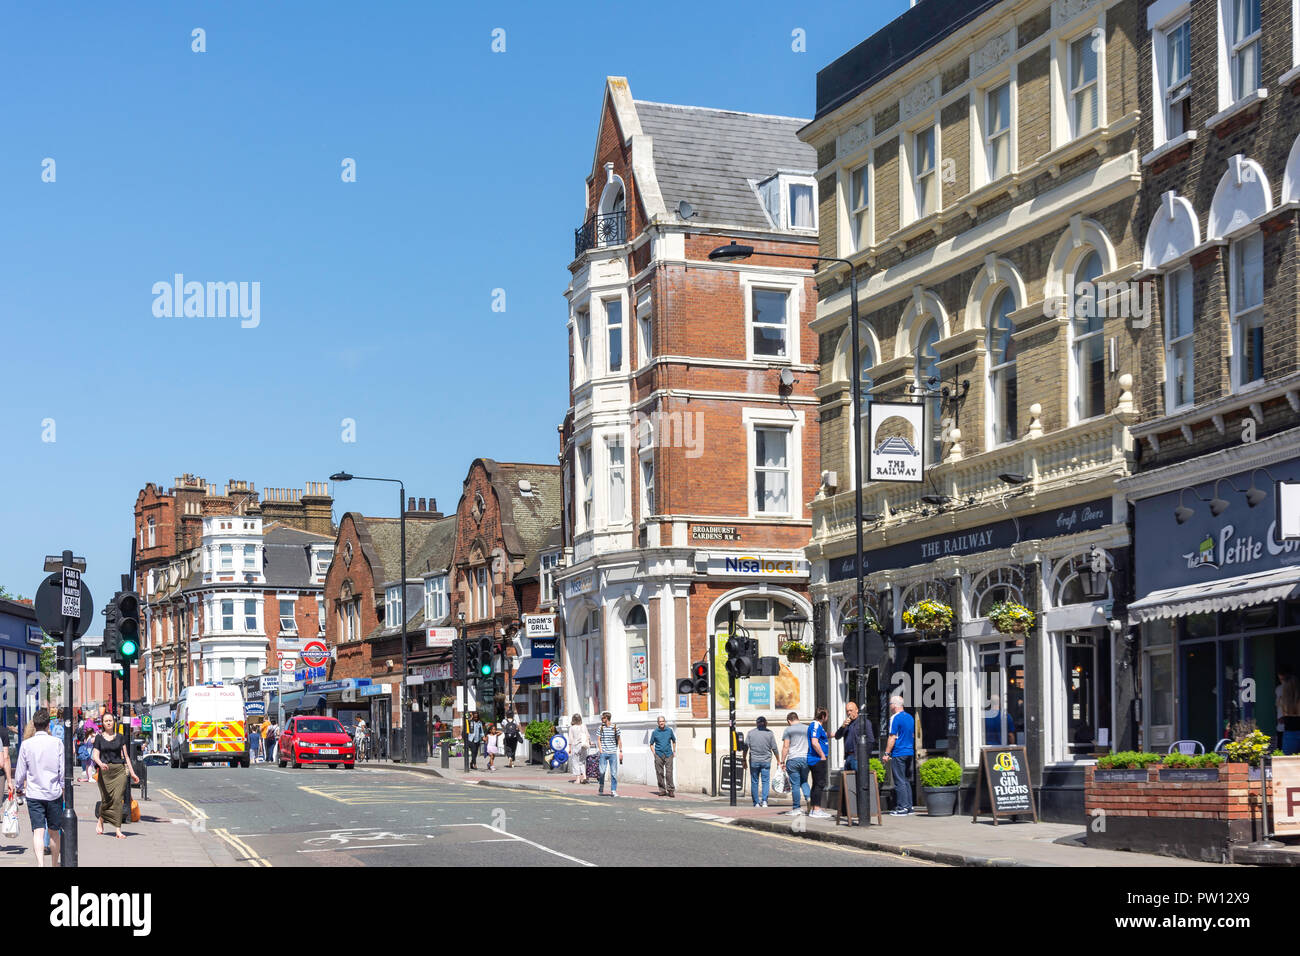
[418,497,426,511]
[408,496,416,512]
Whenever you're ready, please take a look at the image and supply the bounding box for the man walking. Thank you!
[12,709,64,867]
[883,695,915,815]
[833,700,874,772]
[649,715,676,797]
[780,711,811,815]
[595,712,621,797]
[747,716,779,809]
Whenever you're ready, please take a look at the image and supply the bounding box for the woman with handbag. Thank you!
[567,714,590,784]
[92,715,140,839]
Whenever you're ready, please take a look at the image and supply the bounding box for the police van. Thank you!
[170,684,249,768]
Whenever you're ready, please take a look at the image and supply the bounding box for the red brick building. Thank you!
[447,459,561,725]
[556,78,820,791]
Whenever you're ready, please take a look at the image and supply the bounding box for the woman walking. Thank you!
[92,715,140,838]
[567,713,590,784]
[77,731,95,783]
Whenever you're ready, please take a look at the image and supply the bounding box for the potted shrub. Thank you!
[1159,751,1223,781]
[1094,751,1163,780]
[918,756,962,816]
[902,600,953,634]
[780,639,814,663]
[1222,728,1272,779]
[987,601,1035,635]
[841,610,880,635]
[524,719,556,765]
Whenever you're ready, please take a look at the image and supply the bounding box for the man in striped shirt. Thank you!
[596,711,622,797]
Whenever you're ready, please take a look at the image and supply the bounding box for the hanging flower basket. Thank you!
[780,640,814,663]
[840,610,880,636]
[987,601,1036,635]
[902,600,953,633]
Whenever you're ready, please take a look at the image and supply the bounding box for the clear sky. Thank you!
[0,0,904,610]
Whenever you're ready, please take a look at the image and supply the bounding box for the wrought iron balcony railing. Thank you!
[574,210,627,258]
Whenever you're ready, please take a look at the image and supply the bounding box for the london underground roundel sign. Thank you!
[302,640,329,668]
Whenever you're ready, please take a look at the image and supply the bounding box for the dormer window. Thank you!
[757,173,817,231]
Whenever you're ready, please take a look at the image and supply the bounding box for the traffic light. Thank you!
[465,638,481,678]
[725,634,754,678]
[452,639,466,682]
[115,592,140,666]
[476,637,494,678]
[691,660,709,695]
[103,597,121,662]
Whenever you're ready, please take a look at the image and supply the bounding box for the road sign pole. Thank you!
[60,551,78,868]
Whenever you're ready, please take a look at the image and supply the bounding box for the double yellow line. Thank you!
[159,788,271,868]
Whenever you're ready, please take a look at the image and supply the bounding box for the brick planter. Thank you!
[1085,763,1272,862]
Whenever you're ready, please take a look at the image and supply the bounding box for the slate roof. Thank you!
[518,523,563,582]
[358,513,457,587]
[262,524,334,589]
[483,461,562,562]
[632,100,815,231]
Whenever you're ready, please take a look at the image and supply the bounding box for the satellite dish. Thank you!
[678,200,696,220]
[779,368,796,388]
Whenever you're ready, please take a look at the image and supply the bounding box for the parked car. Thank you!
[278,716,355,769]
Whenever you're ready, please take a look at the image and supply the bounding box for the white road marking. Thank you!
[440,824,595,867]
[298,843,418,853]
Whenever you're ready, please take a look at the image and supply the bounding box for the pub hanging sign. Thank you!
[867,402,925,484]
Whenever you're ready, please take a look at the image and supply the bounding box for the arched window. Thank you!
[625,605,646,628]
[1207,156,1271,391]
[915,320,942,461]
[1070,250,1105,421]
[988,287,1018,446]
[1049,550,1114,607]
[970,566,1025,618]
[899,579,950,621]
[1145,192,1201,412]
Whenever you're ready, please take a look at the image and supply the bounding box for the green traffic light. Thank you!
[480,663,492,676]
[120,639,137,657]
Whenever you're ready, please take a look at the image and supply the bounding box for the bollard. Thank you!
[441,741,450,769]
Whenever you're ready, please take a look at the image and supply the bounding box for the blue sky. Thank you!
[0,0,904,609]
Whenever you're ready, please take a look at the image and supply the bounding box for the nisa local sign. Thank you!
[704,553,810,578]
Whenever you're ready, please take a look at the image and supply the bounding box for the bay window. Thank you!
[605,299,623,373]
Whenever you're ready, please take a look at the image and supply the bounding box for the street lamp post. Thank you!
[709,241,873,823]
[331,471,410,764]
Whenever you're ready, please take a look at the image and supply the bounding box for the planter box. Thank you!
[1093,768,1150,782]
[1085,763,1272,862]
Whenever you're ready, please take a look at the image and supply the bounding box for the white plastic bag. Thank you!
[770,766,790,795]
[1,796,19,838]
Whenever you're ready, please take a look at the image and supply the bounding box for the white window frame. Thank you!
[986,286,1019,448]
[1068,248,1108,423]
[1050,12,1108,149]
[603,296,624,374]
[1164,266,1195,412]
[243,544,257,570]
[574,308,592,384]
[741,273,801,363]
[1228,0,1262,102]
[539,553,560,604]
[244,598,258,632]
[974,74,1016,188]
[636,289,653,368]
[844,158,871,254]
[475,567,491,620]
[386,585,402,629]
[605,435,627,526]
[219,544,233,571]
[221,599,234,632]
[913,317,944,463]
[147,517,156,548]
[577,442,593,533]
[1229,230,1266,392]
[425,574,448,622]
[1152,11,1193,148]
[743,408,804,519]
[911,122,940,221]
[318,601,325,634]
[786,176,817,230]
[279,598,296,633]
[1068,30,1102,139]
[640,449,655,519]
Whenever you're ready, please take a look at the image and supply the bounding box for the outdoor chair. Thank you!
[1168,739,1205,755]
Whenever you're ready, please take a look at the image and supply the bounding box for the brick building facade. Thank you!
[1118,0,1300,756]
[801,0,1150,821]
[556,78,821,792]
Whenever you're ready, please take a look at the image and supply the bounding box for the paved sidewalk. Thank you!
[368,757,1224,867]
[0,779,241,868]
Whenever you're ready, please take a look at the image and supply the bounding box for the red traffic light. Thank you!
[692,662,708,679]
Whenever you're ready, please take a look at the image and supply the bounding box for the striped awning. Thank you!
[1127,565,1300,624]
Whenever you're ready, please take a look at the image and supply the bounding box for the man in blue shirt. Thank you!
[649,715,676,797]
[883,695,915,815]
[806,708,831,819]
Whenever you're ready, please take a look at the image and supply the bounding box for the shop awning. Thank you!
[1128,565,1300,624]
[512,658,546,684]
[278,690,327,713]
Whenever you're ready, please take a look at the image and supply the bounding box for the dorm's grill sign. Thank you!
[868,402,926,484]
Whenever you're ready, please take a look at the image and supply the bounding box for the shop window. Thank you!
[1065,631,1110,755]
[979,639,1025,747]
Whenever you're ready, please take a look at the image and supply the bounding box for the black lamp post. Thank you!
[331,471,410,764]
[710,240,873,822]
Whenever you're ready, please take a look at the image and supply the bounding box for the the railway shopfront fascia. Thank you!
[814,496,1131,822]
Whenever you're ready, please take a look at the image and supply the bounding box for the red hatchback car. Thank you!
[279,716,356,769]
